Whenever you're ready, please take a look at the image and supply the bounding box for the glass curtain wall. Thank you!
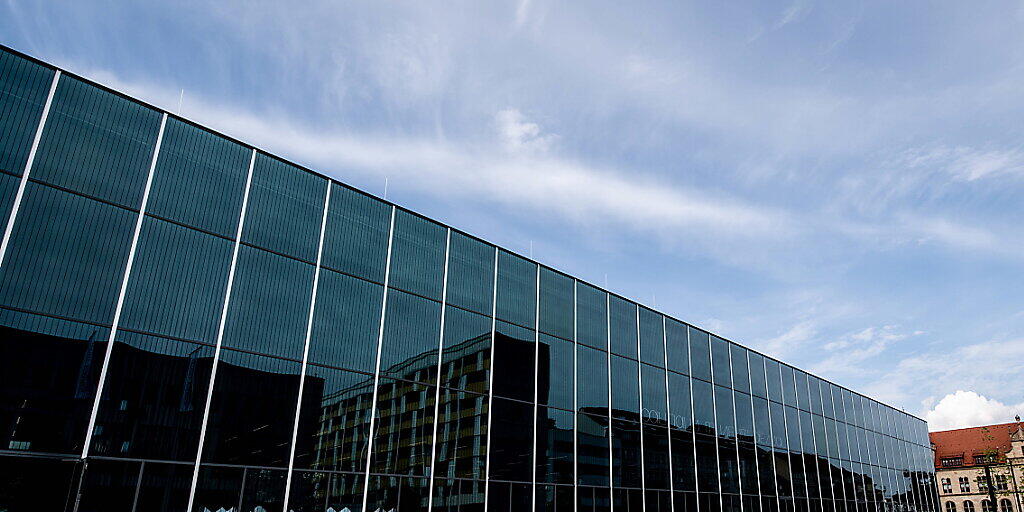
[0,45,938,512]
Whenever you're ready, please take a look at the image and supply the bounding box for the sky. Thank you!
[4,0,1024,431]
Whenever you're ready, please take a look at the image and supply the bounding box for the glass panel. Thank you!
[147,117,251,237]
[76,459,141,511]
[731,344,750,394]
[0,309,109,454]
[576,282,607,350]
[639,307,665,366]
[379,288,442,384]
[577,343,609,416]
[368,379,436,476]
[134,462,193,512]
[0,50,54,176]
[322,182,392,283]
[578,486,612,512]
[668,371,692,430]
[200,350,302,467]
[535,405,574,484]
[491,321,535,402]
[365,475,430,512]
[749,352,767,398]
[431,478,485,512]
[781,365,797,407]
[608,295,637,359]
[242,153,326,260]
[432,388,488,479]
[671,426,696,492]
[611,419,642,488]
[291,365,374,473]
[692,379,715,435]
[89,333,214,462]
[288,470,364,512]
[753,396,771,446]
[716,385,736,439]
[120,216,233,343]
[644,421,672,490]
[539,267,573,340]
[535,484,575,512]
[440,305,491,393]
[711,336,731,387]
[446,231,494,315]
[736,392,754,442]
[0,455,82,512]
[0,184,133,324]
[610,355,640,418]
[795,371,811,412]
[221,246,315,360]
[690,327,711,382]
[388,210,447,300]
[578,412,611,486]
[695,434,719,493]
[495,250,536,327]
[641,364,668,423]
[308,269,384,374]
[766,359,783,403]
[538,333,574,410]
[488,396,534,481]
[665,318,690,375]
[33,75,162,207]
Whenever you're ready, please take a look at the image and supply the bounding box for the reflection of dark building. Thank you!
[0,45,938,512]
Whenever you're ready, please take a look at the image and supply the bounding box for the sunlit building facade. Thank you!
[0,45,938,512]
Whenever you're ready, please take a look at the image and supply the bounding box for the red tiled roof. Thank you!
[929,422,1022,468]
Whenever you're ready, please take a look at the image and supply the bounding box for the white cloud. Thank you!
[811,325,916,377]
[925,391,1024,431]
[897,145,1024,182]
[494,108,557,155]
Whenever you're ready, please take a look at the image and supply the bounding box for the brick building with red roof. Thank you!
[930,419,1024,512]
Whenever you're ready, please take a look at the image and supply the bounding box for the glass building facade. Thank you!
[0,45,938,512]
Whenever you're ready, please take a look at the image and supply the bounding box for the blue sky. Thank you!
[5,1,1024,430]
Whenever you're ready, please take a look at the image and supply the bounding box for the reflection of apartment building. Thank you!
[931,420,1024,512]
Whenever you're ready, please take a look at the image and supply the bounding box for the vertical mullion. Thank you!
[748,352,763,509]
[605,293,614,512]
[688,328,700,512]
[359,205,398,512]
[531,265,540,512]
[763,358,782,512]
[732,348,744,512]
[186,148,257,512]
[482,247,499,511]
[573,280,579,512]
[0,69,60,268]
[661,316,676,512]
[635,305,647,512]
[282,181,332,512]
[709,340,723,512]
[82,112,168,458]
[426,228,452,512]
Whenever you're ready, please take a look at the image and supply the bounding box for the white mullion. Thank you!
[186,148,257,512]
[764,359,782,512]
[732,347,744,512]
[573,280,579,512]
[747,352,763,511]
[531,265,540,512]
[635,305,647,512]
[687,327,700,512]
[282,181,332,512]
[426,228,452,512]
[360,205,398,512]
[0,69,60,268]
[81,112,167,458]
[482,248,499,511]
[709,340,723,512]
[605,293,614,512]
[661,315,676,512]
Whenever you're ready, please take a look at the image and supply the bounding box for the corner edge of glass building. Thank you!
[0,44,938,512]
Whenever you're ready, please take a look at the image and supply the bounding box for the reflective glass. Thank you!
[536,405,574,484]
[491,320,535,402]
[711,336,731,387]
[539,267,573,340]
[291,365,374,473]
[667,371,693,430]
[221,245,315,359]
[665,318,690,375]
[731,344,750,393]
[366,475,430,512]
[0,51,53,176]
[322,183,392,283]
[389,210,446,299]
[736,392,754,442]
[749,352,767,398]
[33,75,162,207]
[608,295,638,359]
[692,379,715,434]
[440,305,491,393]
[446,231,494,315]
[644,419,672,490]
[495,250,536,327]
[577,343,609,415]
[433,388,488,479]
[288,470,363,512]
[368,379,436,476]
[715,385,736,439]
[0,184,133,324]
[690,327,712,382]
[538,333,574,410]
[641,364,668,422]
[611,419,642,488]
[488,397,534,481]
[610,355,640,417]
[577,412,611,486]
[576,283,607,350]
[766,359,783,403]
[639,306,665,366]
[379,288,442,384]
[308,268,384,374]
[147,117,250,237]
[242,153,326,260]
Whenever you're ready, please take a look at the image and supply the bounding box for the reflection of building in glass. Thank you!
[0,44,938,512]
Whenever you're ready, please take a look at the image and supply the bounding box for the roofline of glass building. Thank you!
[1,43,921,423]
